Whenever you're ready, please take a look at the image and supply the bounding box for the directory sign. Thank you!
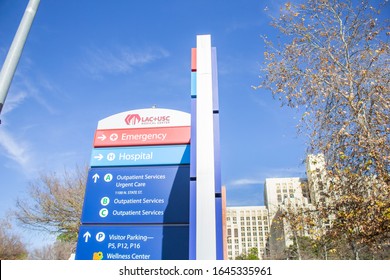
[90,145,190,167]
[75,225,189,260]
[81,165,190,224]
[75,108,192,260]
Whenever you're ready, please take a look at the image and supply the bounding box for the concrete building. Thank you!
[264,177,311,222]
[264,177,310,258]
[225,206,270,259]
[225,154,327,259]
[263,154,327,258]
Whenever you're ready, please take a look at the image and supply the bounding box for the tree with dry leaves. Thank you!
[0,218,28,260]
[278,203,314,260]
[13,167,87,245]
[259,0,389,259]
[28,240,76,260]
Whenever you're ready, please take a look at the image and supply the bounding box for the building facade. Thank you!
[264,177,311,258]
[225,155,327,259]
[225,206,270,259]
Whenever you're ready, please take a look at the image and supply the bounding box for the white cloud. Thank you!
[81,45,170,77]
[1,91,28,116]
[230,178,263,186]
[0,87,36,175]
[262,166,306,179]
[0,128,33,174]
[228,166,306,188]
[17,77,59,115]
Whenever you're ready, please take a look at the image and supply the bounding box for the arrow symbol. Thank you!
[94,154,103,161]
[92,173,100,183]
[83,231,91,242]
[97,134,107,141]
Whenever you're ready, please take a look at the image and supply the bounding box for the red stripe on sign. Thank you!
[191,48,197,72]
[93,126,191,147]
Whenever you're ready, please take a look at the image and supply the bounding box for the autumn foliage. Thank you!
[260,0,389,259]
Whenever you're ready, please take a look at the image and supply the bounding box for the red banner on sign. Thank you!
[93,126,190,147]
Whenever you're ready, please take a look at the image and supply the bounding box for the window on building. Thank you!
[234,229,238,237]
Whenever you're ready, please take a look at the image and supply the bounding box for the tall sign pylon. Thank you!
[190,34,223,260]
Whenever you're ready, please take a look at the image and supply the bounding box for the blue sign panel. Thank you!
[75,225,189,260]
[90,145,190,167]
[81,165,189,224]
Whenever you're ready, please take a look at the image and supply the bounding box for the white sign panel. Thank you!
[196,34,217,260]
[97,108,191,130]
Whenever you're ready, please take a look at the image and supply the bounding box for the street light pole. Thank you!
[0,0,41,117]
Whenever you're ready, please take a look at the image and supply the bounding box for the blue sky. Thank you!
[0,0,307,248]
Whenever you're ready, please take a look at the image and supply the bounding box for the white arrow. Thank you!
[94,154,103,161]
[92,173,100,183]
[83,231,91,242]
[97,134,106,141]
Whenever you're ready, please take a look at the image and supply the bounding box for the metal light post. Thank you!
[0,0,41,117]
